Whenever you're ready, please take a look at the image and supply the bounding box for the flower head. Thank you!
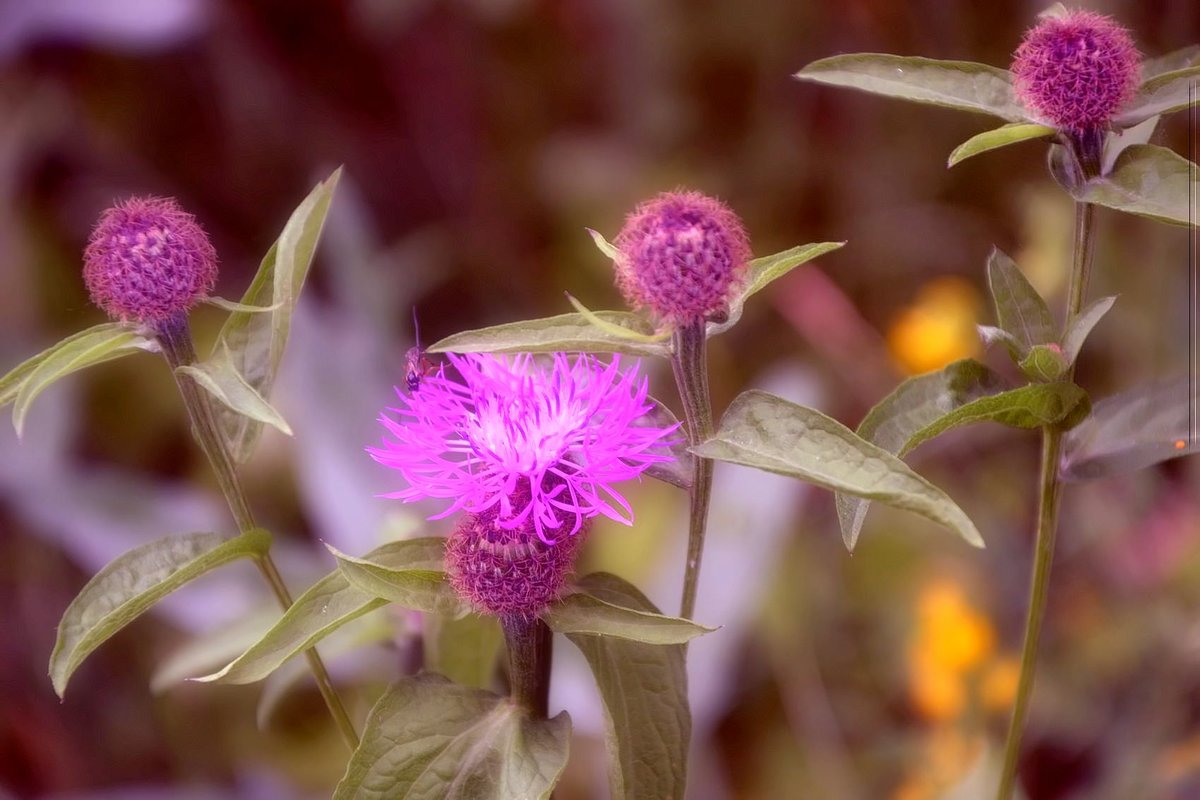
[614,190,751,325]
[446,484,587,618]
[1011,9,1141,135]
[83,196,218,324]
[369,352,676,544]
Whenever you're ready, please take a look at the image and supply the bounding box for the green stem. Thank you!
[670,320,715,622]
[156,316,360,751]
[502,615,552,718]
[995,199,1096,800]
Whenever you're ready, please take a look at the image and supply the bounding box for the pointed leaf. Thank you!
[328,543,468,618]
[564,573,690,800]
[795,54,1028,121]
[1061,376,1199,481]
[212,168,341,462]
[948,123,1055,167]
[1142,45,1200,79]
[10,324,153,435]
[425,613,503,689]
[428,312,671,358]
[586,227,621,260]
[987,248,1056,350]
[333,674,570,800]
[1102,115,1160,175]
[693,390,984,549]
[177,343,292,437]
[1061,295,1117,365]
[639,398,692,490]
[204,297,283,313]
[707,242,846,337]
[836,360,1003,548]
[977,324,1025,361]
[544,589,715,644]
[565,293,671,343]
[151,607,279,693]
[50,529,271,697]
[1073,144,1199,227]
[1116,66,1200,127]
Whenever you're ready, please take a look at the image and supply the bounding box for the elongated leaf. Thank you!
[204,297,283,313]
[544,589,714,644]
[835,360,1003,548]
[213,169,341,462]
[565,573,689,800]
[1116,66,1200,127]
[708,241,846,337]
[566,294,671,343]
[977,325,1024,362]
[795,54,1028,121]
[177,343,292,437]
[1074,144,1199,226]
[151,607,278,693]
[50,529,271,697]
[947,123,1055,167]
[428,312,671,358]
[10,324,153,435]
[987,248,1056,351]
[334,674,570,800]
[425,613,503,689]
[639,398,692,490]
[328,543,468,618]
[586,227,621,260]
[1061,376,1199,481]
[1102,115,1160,175]
[1061,295,1117,365]
[694,390,983,549]
[1142,45,1200,78]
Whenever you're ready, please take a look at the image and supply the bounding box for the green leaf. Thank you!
[177,343,292,437]
[794,54,1028,121]
[328,542,468,618]
[151,607,278,693]
[947,123,1055,167]
[425,613,503,690]
[1102,115,1160,175]
[564,573,690,800]
[212,168,341,462]
[1073,144,1199,227]
[987,248,1056,351]
[1018,344,1069,383]
[334,674,570,800]
[428,312,671,359]
[565,293,671,343]
[905,382,1089,456]
[9,324,153,436]
[977,325,1025,362]
[586,227,621,260]
[835,360,1004,548]
[1142,45,1200,79]
[1061,376,1197,481]
[639,398,692,490]
[693,390,984,549]
[544,588,715,644]
[49,529,271,697]
[1061,295,1117,366]
[203,297,283,313]
[709,242,845,337]
[1116,66,1200,127]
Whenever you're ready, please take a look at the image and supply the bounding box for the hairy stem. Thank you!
[502,615,552,718]
[996,198,1096,799]
[670,320,715,622]
[156,316,360,751]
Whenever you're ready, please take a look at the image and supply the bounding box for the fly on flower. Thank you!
[404,307,434,393]
[369,352,678,544]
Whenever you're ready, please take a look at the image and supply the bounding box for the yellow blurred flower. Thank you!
[887,277,982,375]
[980,657,1021,713]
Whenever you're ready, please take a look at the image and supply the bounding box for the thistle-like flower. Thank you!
[1011,9,1141,136]
[83,196,218,325]
[614,190,751,326]
[369,352,676,544]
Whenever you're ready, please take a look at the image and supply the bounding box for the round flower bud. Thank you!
[445,486,587,619]
[83,196,218,324]
[614,190,751,325]
[1011,10,1140,136]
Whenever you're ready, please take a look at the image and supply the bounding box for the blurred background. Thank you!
[2,1,1200,798]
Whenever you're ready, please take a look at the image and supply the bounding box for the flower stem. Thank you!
[995,198,1096,799]
[502,615,552,718]
[671,320,714,622]
[156,316,360,751]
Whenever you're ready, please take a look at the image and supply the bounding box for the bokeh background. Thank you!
[2,1,1200,798]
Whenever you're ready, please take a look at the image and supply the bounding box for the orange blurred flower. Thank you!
[887,277,982,375]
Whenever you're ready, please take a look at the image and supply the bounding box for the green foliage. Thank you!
[564,574,691,800]
[1072,144,1199,227]
[334,674,570,800]
[328,542,469,618]
[794,54,1028,121]
[425,613,504,690]
[176,342,292,437]
[1018,345,1069,382]
[639,399,693,490]
[1,323,153,436]
[49,529,271,697]
[543,583,715,644]
[947,123,1055,167]
[208,168,342,462]
[986,248,1055,354]
[1115,66,1200,127]
[903,382,1089,453]
[1141,45,1200,78]
[428,311,671,358]
[1060,296,1116,366]
[151,608,278,693]
[708,241,845,336]
[693,389,984,550]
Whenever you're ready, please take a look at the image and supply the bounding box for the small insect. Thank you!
[405,307,434,392]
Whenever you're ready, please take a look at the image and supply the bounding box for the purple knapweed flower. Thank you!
[369,352,676,544]
[84,196,218,324]
[614,190,752,326]
[446,483,588,618]
[1011,9,1141,136]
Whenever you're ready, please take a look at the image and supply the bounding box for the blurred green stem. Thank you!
[502,615,552,718]
[996,199,1096,800]
[157,315,360,751]
[671,320,714,622]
